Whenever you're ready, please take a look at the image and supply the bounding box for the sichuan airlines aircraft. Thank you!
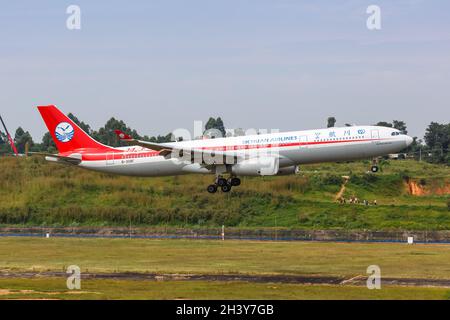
[37,105,413,193]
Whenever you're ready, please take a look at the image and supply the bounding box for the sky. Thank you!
[0,0,449,141]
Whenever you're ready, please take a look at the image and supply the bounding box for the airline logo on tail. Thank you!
[55,122,75,142]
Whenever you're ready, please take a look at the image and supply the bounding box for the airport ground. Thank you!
[0,237,449,299]
[0,158,448,299]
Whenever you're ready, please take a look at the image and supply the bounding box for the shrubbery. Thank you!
[0,158,448,229]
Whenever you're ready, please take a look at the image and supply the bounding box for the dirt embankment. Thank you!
[334,176,349,201]
[404,178,450,196]
[1,271,450,288]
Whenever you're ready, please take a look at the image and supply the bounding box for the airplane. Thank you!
[37,105,413,193]
[0,115,19,156]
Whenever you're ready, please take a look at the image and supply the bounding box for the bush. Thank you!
[349,174,378,187]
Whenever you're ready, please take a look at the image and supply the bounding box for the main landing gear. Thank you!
[207,176,241,193]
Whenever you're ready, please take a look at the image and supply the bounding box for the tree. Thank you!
[92,117,138,147]
[374,120,408,134]
[0,132,4,144]
[327,117,336,128]
[392,120,407,134]
[215,117,226,137]
[41,132,56,153]
[375,121,393,128]
[205,117,216,131]
[204,117,226,138]
[424,122,449,149]
[424,122,450,164]
[0,131,10,154]
[68,113,92,134]
[405,136,419,152]
[14,127,33,154]
[157,133,174,143]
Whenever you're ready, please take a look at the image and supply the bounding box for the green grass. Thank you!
[0,278,449,300]
[0,157,448,230]
[1,238,450,280]
[1,238,450,299]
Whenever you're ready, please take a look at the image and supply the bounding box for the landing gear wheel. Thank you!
[371,165,379,173]
[217,178,227,186]
[229,177,241,186]
[207,184,218,193]
[221,184,232,193]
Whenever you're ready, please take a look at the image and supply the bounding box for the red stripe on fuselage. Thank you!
[69,138,381,162]
[198,138,377,151]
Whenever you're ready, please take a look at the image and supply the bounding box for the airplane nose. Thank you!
[405,135,413,147]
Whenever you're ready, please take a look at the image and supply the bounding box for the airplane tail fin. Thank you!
[0,115,19,156]
[37,105,112,154]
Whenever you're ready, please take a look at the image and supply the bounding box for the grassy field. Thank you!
[1,237,450,279]
[1,278,449,300]
[1,237,450,299]
[0,157,448,230]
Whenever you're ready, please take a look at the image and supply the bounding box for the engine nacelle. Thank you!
[231,157,279,176]
[276,165,300,176]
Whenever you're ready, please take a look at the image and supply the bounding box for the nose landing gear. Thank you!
[206,176,241,193]
[370,158,379,173]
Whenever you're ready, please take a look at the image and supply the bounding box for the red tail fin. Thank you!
[37,105,112,153]
[0,115,19,156]
[7,134,18,156]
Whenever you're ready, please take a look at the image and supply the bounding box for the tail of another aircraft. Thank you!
[37,105,112,154]
[0,115,19,156]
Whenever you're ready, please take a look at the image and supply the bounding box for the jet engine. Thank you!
[231,157,279,176]
[276,165,300,176]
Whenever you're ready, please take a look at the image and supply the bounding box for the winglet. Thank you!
[114,130,134,141]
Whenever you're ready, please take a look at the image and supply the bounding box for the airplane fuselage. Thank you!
[58,125,412,177]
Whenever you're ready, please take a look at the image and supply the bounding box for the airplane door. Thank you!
[298,135,308,148]
[106,152,114,165]
[371,130,379,139]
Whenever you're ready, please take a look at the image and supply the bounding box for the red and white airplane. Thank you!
[38,105,413,193]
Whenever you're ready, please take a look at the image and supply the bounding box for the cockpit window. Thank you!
[391,132,401,136]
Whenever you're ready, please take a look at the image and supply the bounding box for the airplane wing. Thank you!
[28,152,82,165]
[114,130,172,156]
[114,130,240,163]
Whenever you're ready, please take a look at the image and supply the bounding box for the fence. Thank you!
[0,226,450,243]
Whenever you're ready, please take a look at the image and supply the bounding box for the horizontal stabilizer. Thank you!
[29,152,82,165]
